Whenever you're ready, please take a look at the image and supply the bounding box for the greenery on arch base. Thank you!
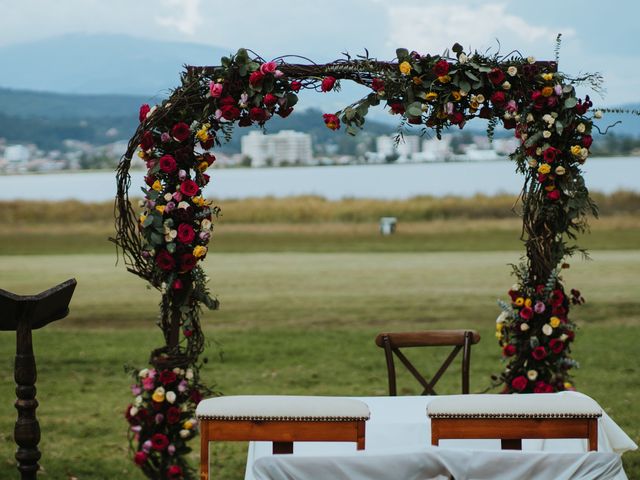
[115,41,605,478]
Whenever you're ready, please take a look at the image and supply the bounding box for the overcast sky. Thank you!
[1,0,638,105]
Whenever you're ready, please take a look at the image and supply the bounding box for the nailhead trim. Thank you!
[428,412,601,419]
[197,415,370,422]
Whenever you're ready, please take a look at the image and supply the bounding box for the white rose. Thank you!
[576,123,586,133]
[178,201,190,210]
[201,219,212,230]
[511,284,520,291]
[542,324,553,335]
[179,429,191,439]
[594,110,603,119]
[129,406,139,417]
[185,369,194,380]
[543,130,552,139]
[164,193,173,202]
[515,114,521,121]
[536,147,542,155]
[503,112,512,120]
[146,106,157,119]
[527,56,536,64]
[496,311,509,324]
[507,66,518,77]
[520,323,530,331]
[173,367,181,374]
[166,391,177,404]
[458,53,468,64]
[560,334,569,341]
[476,94,485,104]
[528,158,538,168]
[502,81,511,90]
[526,113,534,123]
[135,395,143,406]
[527,370,538,381]
[139,368,149,378]
[580,148,589,159]
[555,166,566,175]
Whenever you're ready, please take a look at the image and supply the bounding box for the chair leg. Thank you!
[462,331,472,394]
[200,423,209,480]
[382,335,397,396]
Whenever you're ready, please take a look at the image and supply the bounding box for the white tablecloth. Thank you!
[242,392,637,480]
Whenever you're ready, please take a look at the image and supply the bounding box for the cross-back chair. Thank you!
[375,330,481,395]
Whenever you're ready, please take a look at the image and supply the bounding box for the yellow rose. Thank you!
[550,316,561,328]
[198,161,209,172]
[193,245,207,258]
[469,100,479,110]
[564,382,573,390]
[514,297,524,306]
[541,86,554,97]
[399,61,412,75]
[570,145,582,157]
[183,419,195,430]
[451,91,462,101]
[412,76,423,85]
[537,163,551,175]
[425,92,438,101]
[495,331,503,340]
[524,298,532,308]
[152,387,165,403]
[496,322,504,332]
[152,180,163,192]
[155,205,165,214]
[139,214,147,224]
[137,151,146,159]
[541,73,554,81]
[437,74,451,84]
[192,196,205,207]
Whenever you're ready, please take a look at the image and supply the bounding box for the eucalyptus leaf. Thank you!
[465,71,480,81]
[142,216,154,228]
[346,125,360,136]
[555,121,564,136]
[150,232,163,246]
[458,80,471,93]
[286,93,298,107]
[564,97,577,109]
[406,101,423,117]
[396,48,409,60]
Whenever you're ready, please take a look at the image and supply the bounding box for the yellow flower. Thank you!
[152,180,163,192]
[192,196,205,207]
[152,387,165,403]
[514,297,524,306]
[436,110,448,119]
[541,86,554,97]
[496,322,504,332]
[545,184,556,192]
[137,150,146,159]
[550,316,561,328]
[155,205,165,214]
[198,161,209,172]
[537,163,551,175]
[570,145,582,157]
[412,76,423,85]
[451,91,462,101]
[139,214,147,225]
[437,74,451,84]
[564,382,573,390]
[183,419,195,430]
[399,61,412,75]
[495,331,503,340]
[193,245,207,258]
[524,298,532,308]
[196,123,211,142]
[425,92,438,102]
[469,100,479,110]
[541,73,554,81]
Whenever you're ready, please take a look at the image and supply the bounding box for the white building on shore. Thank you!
[241,130,313,167]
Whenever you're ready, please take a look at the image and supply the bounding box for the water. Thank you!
[0,157,638,201]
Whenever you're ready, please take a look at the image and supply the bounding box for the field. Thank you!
[0,196,638,479]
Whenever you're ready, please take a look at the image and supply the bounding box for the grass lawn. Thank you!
[0,249,638,479]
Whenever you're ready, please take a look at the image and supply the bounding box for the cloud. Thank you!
[386,3,574,56]
[155,0,203,36]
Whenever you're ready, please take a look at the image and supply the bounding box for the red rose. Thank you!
[408,116,422,125]
[220,104,241,121]
[190,389,203,404]
[290,80,302,92]
[371,78,385,92]
[532,346,547,361]
[549,338,565,354]
[322,113,340,130]
[537,173,548,183]
[531,91,546,110]
[155,251,176,272]
[511,375,528,392]
[543,147,560,163]
[134,451,148,466]
[140,131,155,151]
[171,122,191,142]
[503,344,516,357]
[167,406,181,424]
[167,465,183,480]
[388,102,405,115]
[582,135,593,148]
[488,67,506,86]
[277,107,293,118]
[249,70,264,86]
[180,179,199,197]
[550,289,564,307]
[491,91,506,107]
[449,111,464,125]
[263,93,278,107]
[321,76,336,92]
[508,289,520,301]
[151,433,169,451]
[177,223,195,244]
[159,369,177,385]
[159,155,177,173]
[249,107,269,123]
[219,96,236,107]
[533,381,554,393]
[519,306,533,320]
[433,59,450,76]
[238,115,252,127]
[547,189,561,201]
[180,253,197,272]
[139,104,151,122]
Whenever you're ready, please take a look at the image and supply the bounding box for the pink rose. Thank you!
[519,306,533,320]
[260,61,277,74]
[134,451,147,466]
[142,376,155,391]
[209,82,223,98]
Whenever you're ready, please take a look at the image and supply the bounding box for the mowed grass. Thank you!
[0,250,639,479]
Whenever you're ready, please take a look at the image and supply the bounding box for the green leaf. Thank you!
[465,71,480,81]
[346,125,360,136]
[166,243,176,254]
[555,121,564,136]
[238,64,248,77]
[458,80,471,93]
[150,232,163,246]
[563,85,574,94]
[286,93,298,108]
[142,216,154,228]
[396,48,409,60]
[564,97,577,109]
[406,102,423,117]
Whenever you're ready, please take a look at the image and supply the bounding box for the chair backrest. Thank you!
[374,330,481,395]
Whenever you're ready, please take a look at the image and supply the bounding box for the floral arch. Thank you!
[114,43,601,478]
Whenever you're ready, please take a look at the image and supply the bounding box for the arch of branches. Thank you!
[114,44,601,478]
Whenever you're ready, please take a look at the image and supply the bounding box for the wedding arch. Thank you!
[113,42,602,478]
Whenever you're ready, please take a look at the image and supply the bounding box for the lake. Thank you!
[0,157,638,201]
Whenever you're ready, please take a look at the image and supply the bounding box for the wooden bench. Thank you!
[196,395,369,480]
[428,393,601,451]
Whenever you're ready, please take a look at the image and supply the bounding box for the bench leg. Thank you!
[200,428,209,480]
[273,442,293,454]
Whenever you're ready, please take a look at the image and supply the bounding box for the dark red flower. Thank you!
[200,137,215,150]
[203,153,216,166]
[263,93,278,107]
[543,147,561,163]
[575,96,592,115]
[371,78,385,92]
[408,116,422,125]
[180,253,197,272]
[508,289,520,301]
[167,406,182,424]
[177,223,195,244]
[238,115,252,127]
[249,70,264,86]
[550,289,565,307]
[532,346,547,361]
[519,306,533,320]
[139,104,151,122]
[277,107,293,118]
[488,67,506,86]
[547,189,561,201]
[534,381,554,393]
[190,389,203,404]
[219,96,236,107]
[171,122,191,142]
[537,173,548,183]
[220,104,241,121]
[180,179,199,197]
[549,338,565,354]
[511,375,528,392]
[134,451,148,466]
[388,102,405,115]
[478,106,492,119]
[323,113,340,130]
[502,117,516,130]
[449,111,464,125]
[159,369,177,385]
[172,278,183,290]
[167,465,183,480]
[433,59,450,76]
[491,91,507,107]
[151,433,170,451]
[159,155,177,173]
[140,131,155,151]
[503,344,516,357]
[582,135,593,148]
[249,107,269,123]
[290,80,302,92]
[321,76,336,92]
[531,91,546,110]
[156,251,175,272]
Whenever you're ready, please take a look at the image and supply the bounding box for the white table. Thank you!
[243,392,637,480]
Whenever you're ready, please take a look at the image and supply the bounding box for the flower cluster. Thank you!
[125,366,205,479]
[496,283,585,393]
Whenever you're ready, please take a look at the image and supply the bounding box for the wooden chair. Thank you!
[375,330,480,395]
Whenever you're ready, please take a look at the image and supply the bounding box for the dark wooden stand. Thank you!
[0,279,77,480]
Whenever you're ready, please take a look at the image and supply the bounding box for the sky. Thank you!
[0,0,638,105]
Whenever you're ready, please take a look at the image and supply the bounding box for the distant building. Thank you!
[241,130,313,167]
[375,134,421,162]
[5,145,31,164]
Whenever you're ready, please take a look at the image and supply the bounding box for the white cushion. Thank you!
[196,395,370,421]
[427,393,601,419]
